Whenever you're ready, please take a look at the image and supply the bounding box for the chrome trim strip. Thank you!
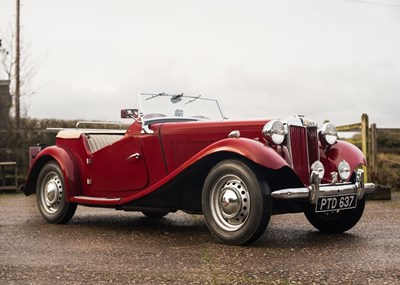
[55,129,126,139]
[71,196,121,205]
[72,196,120,202]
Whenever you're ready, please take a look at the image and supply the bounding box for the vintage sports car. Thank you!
[22,92,375,245]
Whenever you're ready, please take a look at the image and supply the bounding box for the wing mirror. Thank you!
[121,109,139,119]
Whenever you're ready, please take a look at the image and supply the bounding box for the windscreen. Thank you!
[138,93,225,121]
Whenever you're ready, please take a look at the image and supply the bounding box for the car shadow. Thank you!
[67,210,209,234]
[31,208,367,248]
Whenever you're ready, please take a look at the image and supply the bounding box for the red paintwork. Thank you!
[89,136,149,192]
[320,140,367,182]
[120,137,290,204]
[27,145,79,199]
[158,120,277,172]
[24,118,368,208]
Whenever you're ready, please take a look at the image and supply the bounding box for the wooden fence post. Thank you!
[370,123,377,174]
[361,114,369,182]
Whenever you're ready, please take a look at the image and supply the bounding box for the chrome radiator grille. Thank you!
[288,125,319,185]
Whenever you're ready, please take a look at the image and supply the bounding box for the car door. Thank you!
[88,136,148,194]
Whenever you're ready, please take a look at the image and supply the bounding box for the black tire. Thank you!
[304,197,365,233]
[36,161,77,224]
[142,211,169,218]
[202,159,272,245]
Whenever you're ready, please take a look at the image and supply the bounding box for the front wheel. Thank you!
[304,197,365,233]
[202,159,272,245]
[36,161,77,224]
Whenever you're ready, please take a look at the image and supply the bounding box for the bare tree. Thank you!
[0,26,42,127]
[0,36,12,80]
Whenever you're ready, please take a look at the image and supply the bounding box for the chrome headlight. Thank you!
[319,122,338,146]
[262,120,285,145]
[338,160,351,180]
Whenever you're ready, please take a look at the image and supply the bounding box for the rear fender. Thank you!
[23,146,79,199]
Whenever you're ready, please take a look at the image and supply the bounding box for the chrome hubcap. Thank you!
[211,176,250,231]
[41,174,63,214]
[220,189,241,218]
[45,180,58,205]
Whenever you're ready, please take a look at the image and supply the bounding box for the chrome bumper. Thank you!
[271,169,375,204]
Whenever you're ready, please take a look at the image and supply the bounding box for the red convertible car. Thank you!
[22,92,375,245]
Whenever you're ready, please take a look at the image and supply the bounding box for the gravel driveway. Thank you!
[0,193,399,284]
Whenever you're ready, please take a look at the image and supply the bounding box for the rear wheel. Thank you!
[36,161,77,224]
[202,159,271,245]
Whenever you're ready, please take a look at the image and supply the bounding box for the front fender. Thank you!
[194,138,290,170]
[23,146,79,199]
[321,140,367,180]
[120,138,291,204]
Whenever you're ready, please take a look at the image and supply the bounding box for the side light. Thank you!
[338,160,351,180]
[311,160,325,179]
[228,130,241,138]
[319,122,338,146]
[262,120,285,145]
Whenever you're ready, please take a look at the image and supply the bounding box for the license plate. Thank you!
[315,194,357,213]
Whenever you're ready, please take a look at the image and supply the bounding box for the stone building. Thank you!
[0,80,11,129]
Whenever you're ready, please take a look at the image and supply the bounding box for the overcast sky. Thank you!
[1,0,399,127]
